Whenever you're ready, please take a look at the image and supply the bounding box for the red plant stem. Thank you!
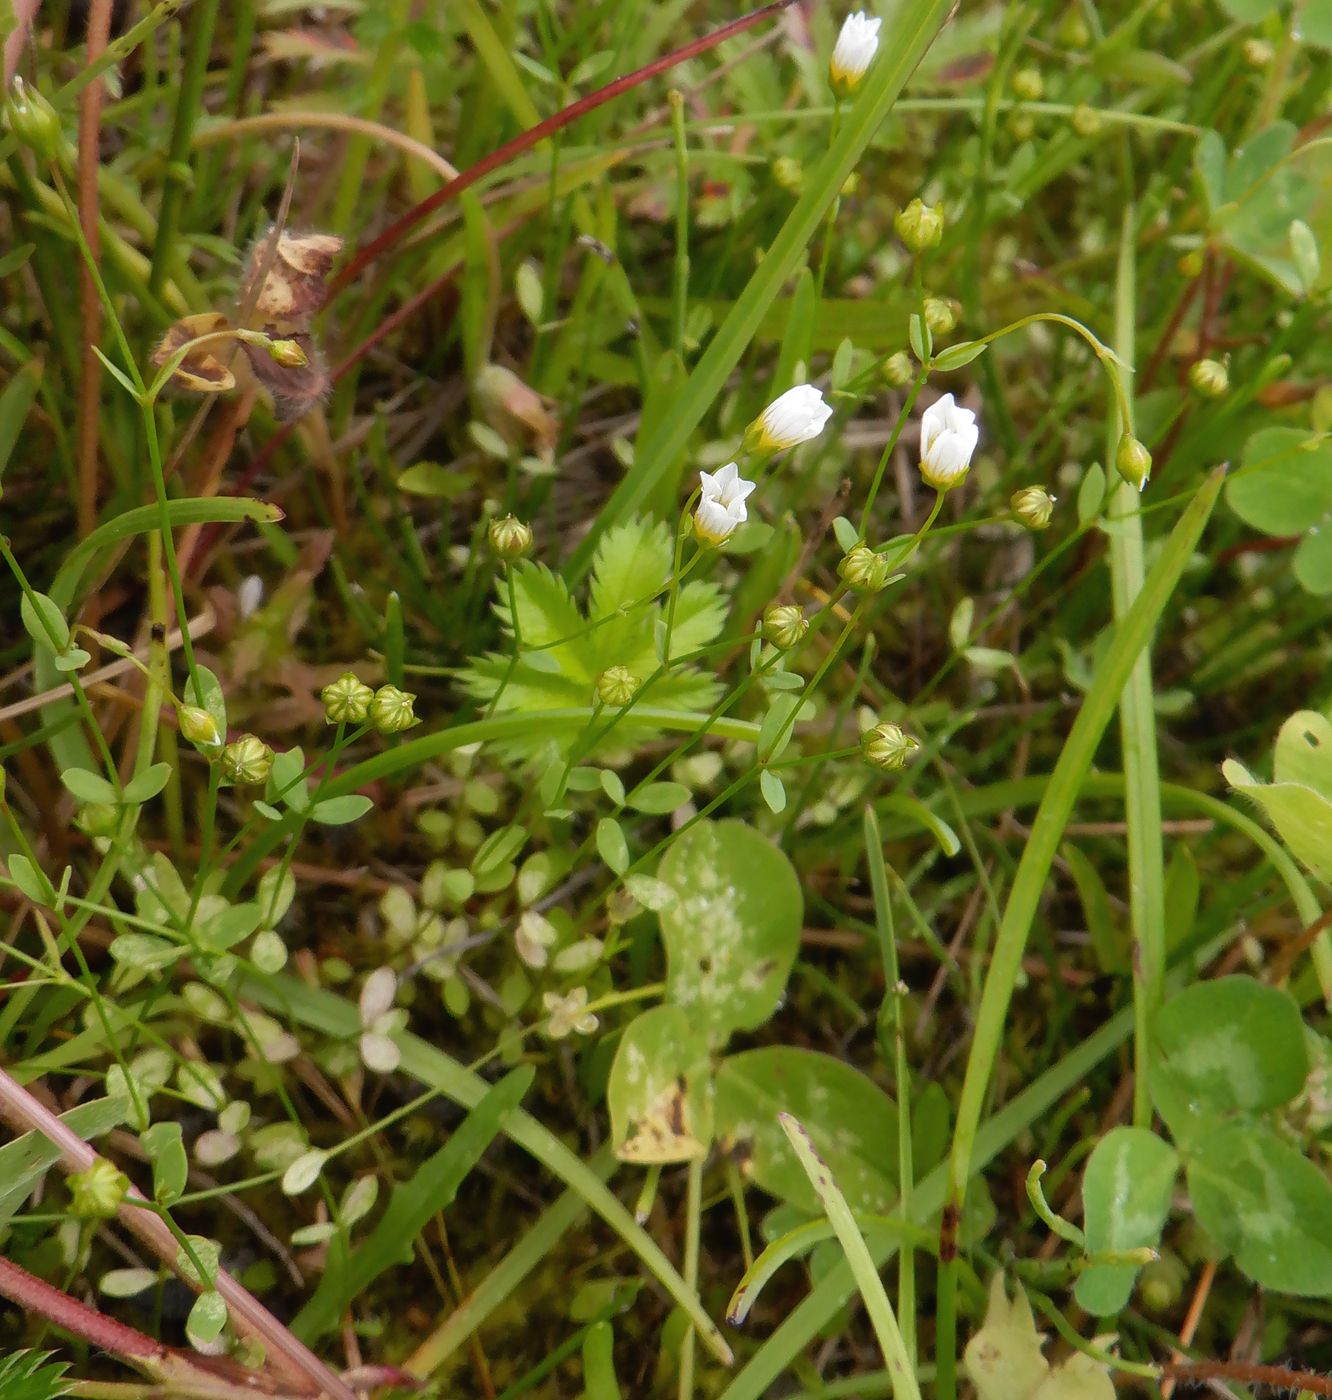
[0,1065,358,1400]
[1162,1362,1332,1396]
[329,0,801,294]
[0,1254,164,1360]
[76,0,114,540]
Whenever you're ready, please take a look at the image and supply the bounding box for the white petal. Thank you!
[359,966,397,1026]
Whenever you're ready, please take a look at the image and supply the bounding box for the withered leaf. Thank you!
[151,312,243,395]
[241,229,344,329]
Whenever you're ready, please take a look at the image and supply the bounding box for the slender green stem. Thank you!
[148,0,219,294]
[669,89,690,355]
[859,374,927,534]
[678,1157,703,1400]
[1106,202,1165,1127]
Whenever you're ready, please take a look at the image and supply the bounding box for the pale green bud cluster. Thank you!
[1115,434,1153,492]
[924,297,957,336]
[68,1158,129,1219]
[1188,358,1229,398]
[369,684,419,734]
[488,514,534,561]
[894,198,945,253]
[321,671,374,725]
[1011,486,1055,531]
[4,77,63,163]
[838,544,892,594]
[222,734,274,785]
[861,721,919,772]
[179,705,221,750]
[762,604,809,650]
[596,666,640,708]
[882,351,915,388]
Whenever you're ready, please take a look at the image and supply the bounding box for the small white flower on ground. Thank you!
[543,986,599,1039]
[919,393,980,490]
[830,12,882,96]
[745,384,833,453]
[515,909,558,969]
[694,462,756,545]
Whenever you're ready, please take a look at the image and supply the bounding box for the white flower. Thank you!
[515,909,558,969]
[543,986,599,1040]
[918,393,979,490]
[745,384,833,453]
[694,462,756,545]
[830,12,882,95]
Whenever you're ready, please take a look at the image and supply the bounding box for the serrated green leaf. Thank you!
[588,518,672,621]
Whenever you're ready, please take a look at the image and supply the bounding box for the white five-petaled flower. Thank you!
[830,12,882,96]
[694,462,756,545]
[745,384,834,454]
[918,393,980,491]
[543,986,599,1040]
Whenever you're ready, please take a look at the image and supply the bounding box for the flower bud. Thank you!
[923,297,957,336]
[1011,67,1044,102]
[771,155,803,195]
[1115,434,1152,492]
[862,721,919,773]
[267,337,309,368]
[828,12,881,98]
[894,198,945,253]
[762,604,809,649]
[838,544,892,594]
[840,171,861,198]
[1137,1252,1187,1314]
[5,77,64,163]
[1008,112,1036,142]
[1011,485,1056,531]
[1188,358,1229,398]
[1058,11,1091,46]
[179,705,221,750]
[222,734,274,785]
[1071,103,1102,138]
[882,351,915,388]
[743,384,833,454]
[76,802,120,838]
[1177,249,1204,279]
[68,1158,130,1219]
[321,671,374,725]
[1242,37,1273,67]
[369,685,419,735]
[596,666,640,708]
[488,514,534,561]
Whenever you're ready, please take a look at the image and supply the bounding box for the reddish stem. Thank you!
[1162,1361,1332,1396]
[0,1254,164,1360]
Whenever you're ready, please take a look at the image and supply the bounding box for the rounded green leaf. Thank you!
[1228,428,1332,536]
[1074,1127,1179,1317]
[1187,1121,1332,1295]
[714,1047,898,1215]
[1225,751,1332,883]
[656,819,802,1045]
[607,1005,713,1164]
[1153,975,1308,1121]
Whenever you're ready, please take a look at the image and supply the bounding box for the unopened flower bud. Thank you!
[68,1158,129,1219]
[894,198,945,253]
[267,337,309,368]
[838,544,892,594]
[179,705,221,750]
[862,721,919,772]
[1115,434,1152,492]
[5,77,63,162]
[222,734,274,785]
[488,514,533,560]
[1059,10,1091,47]
[1188,358,1229,398]
[763,604,809,649]
[321,671,374,725]
[1011,66,1044,102]
[1071,103,1102,137]
[771,155,803,195]
[839,171,861,198]
[369,685,419,735]
[923,297,957,336]
[76,802,119,838]
[596,666,639,708]
[882,351,915,388]
[1137,1252,1187,1314]
[1243,37,1273,67]
[1011,485,1056,530]
[1177,249,1204,279]
[828,11,881,98]
[1008,112,1036,142]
